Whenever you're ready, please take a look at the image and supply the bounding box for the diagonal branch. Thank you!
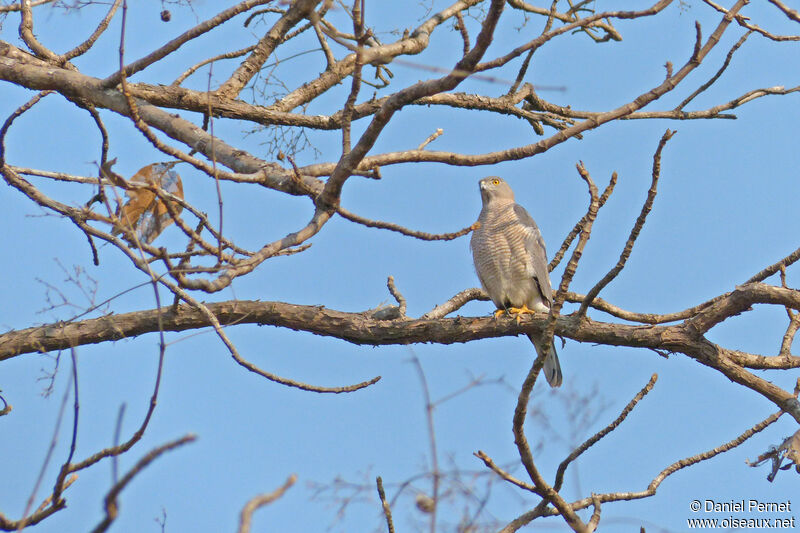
[501,409,783,532]
[703,0,800,41]
[316,0,507,210]
[676,30,751,110]
[747,244,800,283]
[216,0,322,99]
[768,0,800,23]
[102,0,276,87]
[550,172,617,272]
[63,0,122,61]
[509,163,601,532]
[553,374,658,492]
[18,0,59,62]
[309,0,750,176]
[577,130,674,318]
[0,41,322,196]
[90,435,196,533]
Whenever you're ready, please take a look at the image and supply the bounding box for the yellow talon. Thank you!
[506,305,536,325]
[493,306,536,324]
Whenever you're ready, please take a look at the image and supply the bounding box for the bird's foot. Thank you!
[506,305,536,325]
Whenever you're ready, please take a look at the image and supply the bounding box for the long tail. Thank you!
[527,334,563,388]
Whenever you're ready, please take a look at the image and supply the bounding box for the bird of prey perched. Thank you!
[470,177,562,387]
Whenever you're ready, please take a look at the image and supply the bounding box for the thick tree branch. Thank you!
[4,283,800,419]
[4,284,800,363]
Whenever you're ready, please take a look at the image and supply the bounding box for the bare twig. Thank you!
[769,0,800,23]
[411,354,440,533]
[337,205,477,241]
[216,0,322,98]
[172,45,256,86]
[207,63,225,263]
[501,410,784,533]
[0,91,53,165]
[77,103,110,167]
[375,477,396,533]
[553,374,658,492]
[63,0,123,61]
[51,349,80,503]
[747,245,800,283]
[111,404,126,485]
[18,0,60,62]
[597,410,783,503]
[703,0,800,41]
[386,276,407,317]
[508,0,558,95]
[238,474,297,533]
[421,288,489,319]
[16,351,75,529]
[587,494,602,532]
[90,435,196,533]
[454,11,470,55]
[549,172,616,272]
[417,128,444,150]
[340,0,365,156]
[474,450,539,494]
[676,31,751,110]
[779,314,800,357]
[565,290,725,324]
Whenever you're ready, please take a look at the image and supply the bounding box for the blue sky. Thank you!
[2,1,799,532]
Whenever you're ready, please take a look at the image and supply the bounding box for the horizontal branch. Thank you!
[3,283,800,419]
[1,284,797,362]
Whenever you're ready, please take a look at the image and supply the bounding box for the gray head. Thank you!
[478,176,515,205]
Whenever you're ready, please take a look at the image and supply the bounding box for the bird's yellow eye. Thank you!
[491,178,500,185]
